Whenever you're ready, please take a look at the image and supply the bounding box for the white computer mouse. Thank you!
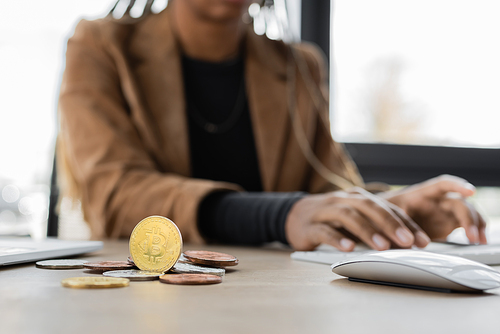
[331,249,500,293]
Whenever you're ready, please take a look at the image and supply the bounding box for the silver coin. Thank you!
[103,270,162,281]
[172,262,225,277]
[177,254,190,263]
[36,259,88,269]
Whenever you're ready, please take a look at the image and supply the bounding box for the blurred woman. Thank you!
[58,0,486,250]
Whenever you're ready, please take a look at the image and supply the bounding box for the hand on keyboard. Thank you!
[285,175,485,252]
[284,188,431,252]
[383,175,487,245]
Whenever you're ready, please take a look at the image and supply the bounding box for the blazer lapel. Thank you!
[245,29,289,191]
[127,9,191,176]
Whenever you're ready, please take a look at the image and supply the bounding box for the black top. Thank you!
[182,55,305,245]
[183,55,262,192]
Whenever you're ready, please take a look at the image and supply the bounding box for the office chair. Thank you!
[47,154,59,237]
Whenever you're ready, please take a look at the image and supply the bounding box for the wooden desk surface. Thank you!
[3,240,500,334]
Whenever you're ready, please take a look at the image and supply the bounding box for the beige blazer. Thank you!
[58,8,362,242]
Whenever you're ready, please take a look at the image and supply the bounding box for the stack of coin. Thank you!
[182,250,239,267]
[37,216,240,288]
[171,262,225,277]
[159,250,239,285]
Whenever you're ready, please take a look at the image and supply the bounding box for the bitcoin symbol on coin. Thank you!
[130,216,182,272]
[140,225,167,264]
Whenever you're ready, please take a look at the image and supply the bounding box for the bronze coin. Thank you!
[83,261,135,272]
[127,256,134,264]
[159,273,222,285]
[183,250,239,267]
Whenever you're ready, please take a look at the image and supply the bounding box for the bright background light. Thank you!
[0,0,118,237]
[0,1,117,184]
[331,0,500,148]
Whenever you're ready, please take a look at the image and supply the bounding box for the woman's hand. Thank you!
[382,175,487,245]
[285,174,485,251]
[285,190,431,251]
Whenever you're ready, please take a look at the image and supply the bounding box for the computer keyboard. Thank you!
[291,243,500,266]
[438,244,500,265]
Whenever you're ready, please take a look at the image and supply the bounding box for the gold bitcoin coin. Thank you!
[129,216,182,272]
[61,277,129,289]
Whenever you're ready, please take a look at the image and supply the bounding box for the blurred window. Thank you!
[0,0,126,237]
[331,0,500,148]
[330,1,500,226]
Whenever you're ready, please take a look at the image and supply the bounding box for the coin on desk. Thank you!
[172,262,225,277]
[129,216,182,272]
[83,261,135,272]
[176,254,190,263]
[61,277,130,289]
[36,259,88,269]
[183,250,239,267]
[159,273,222,285]
[103,269,162,281]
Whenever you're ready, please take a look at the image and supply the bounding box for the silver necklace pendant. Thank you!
[188,77,246,135]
